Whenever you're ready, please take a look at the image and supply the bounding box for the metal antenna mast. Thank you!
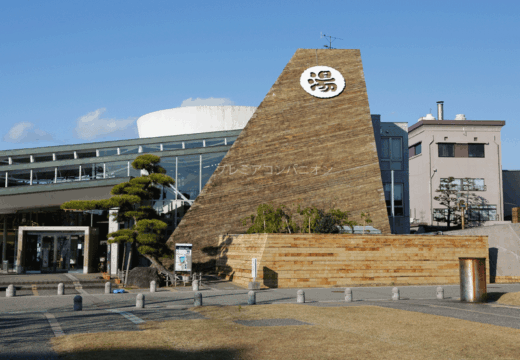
[321,32,342,49]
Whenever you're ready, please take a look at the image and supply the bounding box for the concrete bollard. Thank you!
[194,292,202,306]
[57,283,64,296]
[105,282,112,294]
[297,290,305,303]
[73,295,82,311]
[392,287,400,301]
[248,291,256,305]
[6,284,15,297]
[192,280,199,291]
[136,293,145,308]
[150,280,156,293]
[436,286,444,300]
[345,288,352,302]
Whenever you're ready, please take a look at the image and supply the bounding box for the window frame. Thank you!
[438,143,455,158]
[380,136,403,170]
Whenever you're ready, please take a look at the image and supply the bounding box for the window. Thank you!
[105,161,129,179]
[119,146,139,155]
[408,142,422,157]
[440,178,486,191]
[380,137,403,170]
[184,140,204,149]
[32,168,56,185]
[76,150,97,159]
[55,152,74,160]
[141,144,162,153]
[7,170,31,186]
[56,165,80,183]
[80,164,104,181]
[10,156,31,164]
[438,143,454,157]
[439,143,485,158]
[469,205,497,221]
[433,208,448,222]
[201,152,226,190]
[177,155,200,200]
[33,154,53,163]
[469,144,485,158]
[0,157,9,166]
[433,208,460,223]
[98,148,118,157]
[162,142,183,151]
[206,138,226,147]
[383,183,404,216]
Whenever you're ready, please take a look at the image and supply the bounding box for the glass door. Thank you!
[56,235,71,272]
[69,235,84,273]
[24,234,40,272]
[40,235,55,273]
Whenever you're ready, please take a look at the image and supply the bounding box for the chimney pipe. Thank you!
[437,101,444,121]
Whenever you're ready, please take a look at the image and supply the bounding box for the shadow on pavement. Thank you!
[486,292,508,302]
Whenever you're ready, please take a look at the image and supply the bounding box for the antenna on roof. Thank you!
[321,33,342,49]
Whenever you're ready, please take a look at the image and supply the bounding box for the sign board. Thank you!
[175,243,192,272]
[84,210,104,215]
[252,258,257,279]
[300,66,345,99]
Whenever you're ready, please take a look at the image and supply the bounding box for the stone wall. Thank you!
[216,233,489,288]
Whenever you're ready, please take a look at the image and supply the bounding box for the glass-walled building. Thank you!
[0,130,239,273]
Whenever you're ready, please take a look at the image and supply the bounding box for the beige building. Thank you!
[409,102,505,228]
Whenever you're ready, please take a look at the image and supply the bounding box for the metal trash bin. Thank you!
[459,257,487,302]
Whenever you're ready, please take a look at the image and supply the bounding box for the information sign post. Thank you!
[175,243,192,286]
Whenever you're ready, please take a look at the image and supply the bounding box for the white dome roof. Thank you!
[137,105,257,138]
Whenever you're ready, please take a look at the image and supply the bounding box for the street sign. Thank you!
[252,258,257,279]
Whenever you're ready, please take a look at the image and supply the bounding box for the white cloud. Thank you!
[180,97,235,107]
[3,122,54,143]
[74,108,138,140]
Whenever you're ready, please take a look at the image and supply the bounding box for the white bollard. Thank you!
[392,287,400,301]
[297,290,305,303]
[57,283,64,296]
[436,286,444,300]
[74,295,82,311]
[192,280,199,291]
[345,288,352,302]
[6,284,15,297]
[136,293,145,308]
[105,282,112,294]
[150,280,156,293]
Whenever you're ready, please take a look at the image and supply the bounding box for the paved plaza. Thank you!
[2,275,520,359]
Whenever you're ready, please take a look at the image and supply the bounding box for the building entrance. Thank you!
[24,232,84,273]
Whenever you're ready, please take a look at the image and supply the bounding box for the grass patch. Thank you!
[51,304,520,360]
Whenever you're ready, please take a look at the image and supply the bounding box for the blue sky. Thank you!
[1,1,518,169]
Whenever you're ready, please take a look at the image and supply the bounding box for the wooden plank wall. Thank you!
[216,234,489,288]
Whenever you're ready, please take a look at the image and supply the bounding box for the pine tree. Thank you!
[433,176,461,230]
[61,154,175,284]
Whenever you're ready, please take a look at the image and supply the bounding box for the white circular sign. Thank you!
[300,66,345,99]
